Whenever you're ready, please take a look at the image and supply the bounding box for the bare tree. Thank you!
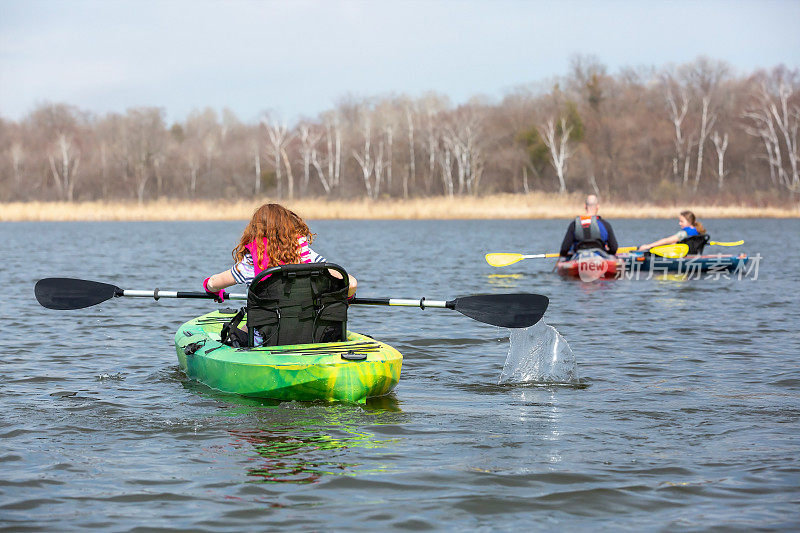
[10,142,24,186]
[309,112,341,195]
[263,115,293,198]
[693,95,717,190]
[769,83,800,190]
[324,112,342,189]
[405,106,415,198]
[298,123,321,196]
[48,133,81,201]
[438,141,454,197]
[664,82,690,184]
[686,58,729,190]
[251,139,262,196]
[352,115,379,199]
[744,76,800,191]
[123,108,164,204]
[711,130,729,189]
[540,118,573,194]
[384,123,393,192]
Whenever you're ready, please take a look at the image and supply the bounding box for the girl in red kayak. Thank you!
[638,210,707,254]
[202,203,357,300]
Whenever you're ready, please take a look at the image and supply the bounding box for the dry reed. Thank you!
[1,194,798,222]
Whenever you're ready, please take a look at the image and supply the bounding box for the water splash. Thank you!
[499,321,578,384]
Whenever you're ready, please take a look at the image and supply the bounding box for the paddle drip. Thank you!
[499,322,578,384]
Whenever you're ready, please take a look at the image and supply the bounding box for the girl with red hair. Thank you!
[202,203,357,300]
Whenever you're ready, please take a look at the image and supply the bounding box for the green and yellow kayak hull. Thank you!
[174,310,402,403]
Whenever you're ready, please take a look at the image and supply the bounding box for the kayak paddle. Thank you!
[34,277,239,310]
[616,244,688,257]
[618,241,743,257]
[485,252,560,267]
[35,278,548,329]
[486,243,685,267]
[350,294,548,329]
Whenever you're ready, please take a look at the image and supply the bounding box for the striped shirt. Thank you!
[230,237,326,285]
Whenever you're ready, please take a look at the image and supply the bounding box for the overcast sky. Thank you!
[1,0,798,124]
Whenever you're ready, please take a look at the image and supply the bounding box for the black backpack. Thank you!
[221,263,349,348]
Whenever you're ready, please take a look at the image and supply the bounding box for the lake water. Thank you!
[1,218,799,530]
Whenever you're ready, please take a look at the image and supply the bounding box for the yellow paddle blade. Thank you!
[485,253,524,267]
[616,246,638,254]
[709,240,744,246]
[650,243,689,258]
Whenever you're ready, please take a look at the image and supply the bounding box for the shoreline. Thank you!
[2,195,799,221]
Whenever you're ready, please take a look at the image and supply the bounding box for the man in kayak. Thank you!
[559,195,619,258]
[638,210,708,254]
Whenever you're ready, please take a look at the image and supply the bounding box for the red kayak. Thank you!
[556,253,620,280]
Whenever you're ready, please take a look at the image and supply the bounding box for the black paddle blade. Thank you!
[453,293,549,328]
[35,278,121,310]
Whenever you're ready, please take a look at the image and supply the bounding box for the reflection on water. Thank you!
[232,406,401,484]
[231,429,364,484]
[653,273,691,283]
[486,273,524,288]
[186,384,404,484]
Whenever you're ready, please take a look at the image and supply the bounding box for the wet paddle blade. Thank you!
[485,253,525,267]
[35,278,121,310]
[453,293,549,328]
[650,244,689,259]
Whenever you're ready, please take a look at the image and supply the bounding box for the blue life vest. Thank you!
[682,226,700,237]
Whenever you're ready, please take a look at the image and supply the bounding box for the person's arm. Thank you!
[346,275,357,298]
[327,269,357,297]
[638,233,681,251]
[305,242,356,297]
[559,221,576,257]
[205,269,236,292]
[603,220,618,255]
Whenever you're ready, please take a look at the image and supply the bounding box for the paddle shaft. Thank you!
[349,297,452,309]
[35,278,548,328]
[520,253,560,259]
[120,290,452,308]
[122,289,247,301]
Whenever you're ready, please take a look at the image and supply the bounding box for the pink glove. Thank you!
[203,277,226,303]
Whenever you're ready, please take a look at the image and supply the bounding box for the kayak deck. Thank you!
[174,310,402,403]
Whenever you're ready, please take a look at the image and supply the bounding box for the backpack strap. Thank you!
[220,307,249,348]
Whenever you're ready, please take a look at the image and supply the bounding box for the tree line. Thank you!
[0,57,798,204]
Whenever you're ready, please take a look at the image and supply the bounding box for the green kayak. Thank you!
[174,310,402,403]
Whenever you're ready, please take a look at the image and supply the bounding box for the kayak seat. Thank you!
[222,263,350,348]
[680,234,710,255]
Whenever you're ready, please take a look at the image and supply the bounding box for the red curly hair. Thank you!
[232,204,315,268]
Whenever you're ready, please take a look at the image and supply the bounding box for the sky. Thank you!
[1,0,798,124]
